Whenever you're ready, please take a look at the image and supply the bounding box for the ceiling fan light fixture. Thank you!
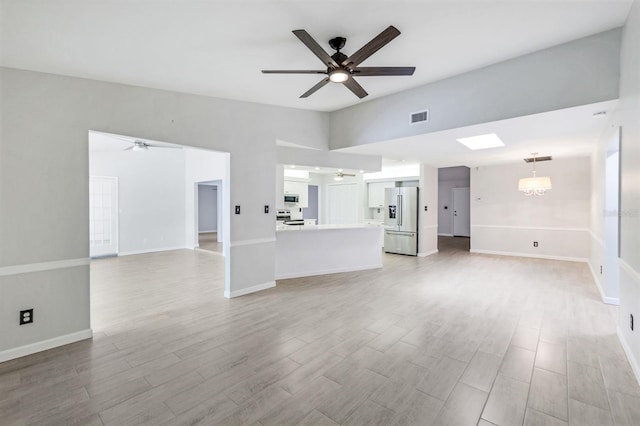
[132,141,148,152]
[329,69,350,83]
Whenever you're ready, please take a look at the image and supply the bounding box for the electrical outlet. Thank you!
[235,205,240,215]
[264,205,269,214]
[533,241,538,247]
[631,314,634,331]
[424,206,428,211]
[20,309,33,325]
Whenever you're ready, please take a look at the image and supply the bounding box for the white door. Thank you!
[89,176,118,257]
[452,187,470,237]
[327,183,358,224]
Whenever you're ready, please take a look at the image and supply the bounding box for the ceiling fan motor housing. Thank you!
[329,36,346,51]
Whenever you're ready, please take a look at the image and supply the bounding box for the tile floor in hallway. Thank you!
[1,237,640,425]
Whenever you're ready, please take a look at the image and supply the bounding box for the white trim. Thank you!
[198,229,217,233]
[276,264,383,280]
[118,246,189,256]
[0,258,90,277]
[224,281,276,298]
[418,250,439,257]
[438,233,454,237]
[617,326,640,386]
[588,262,619,305]
[472,225,590,233]
[470,249,588,263]
[0,329,93,363]
[620,258,640,283]
[229,238,277,248]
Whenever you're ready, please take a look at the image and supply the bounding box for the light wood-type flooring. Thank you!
[198,232,223,254]
[2,238,640,425]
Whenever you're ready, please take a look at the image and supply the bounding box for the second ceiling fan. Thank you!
[262,25,415,99]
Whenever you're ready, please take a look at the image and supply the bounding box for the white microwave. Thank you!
[284,194,299,203]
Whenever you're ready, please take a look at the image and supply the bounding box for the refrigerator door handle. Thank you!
[397,194,402,226]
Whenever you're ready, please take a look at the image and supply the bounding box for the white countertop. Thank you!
[276,223,384,232]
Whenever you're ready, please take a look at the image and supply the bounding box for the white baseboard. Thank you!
[0,329,93,363]
[418,250,439,257]
[617,326,640,386]
[588,262,619,305]
[199,230,217,234]
[118,246,189,256]
[276,264,383,281]
[224,281,276,298]
[470,249,588,263]
[437,233,453,237]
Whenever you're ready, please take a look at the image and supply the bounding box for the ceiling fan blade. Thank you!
[341,25,401,68]
[123,146,134,151]
[300,77,330,98]
[342,78,368,99]
[262,70,327,74]
[353,67,415,76]
[292,30,339,68]
[146,143,181,149]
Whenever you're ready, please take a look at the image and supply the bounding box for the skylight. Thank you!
[456,133,505,150]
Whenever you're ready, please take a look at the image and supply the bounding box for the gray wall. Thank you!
[329,29,621,149]
[0,67,329,355]
[198,185,218,233]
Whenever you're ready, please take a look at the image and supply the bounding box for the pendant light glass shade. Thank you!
[518,153,552,196]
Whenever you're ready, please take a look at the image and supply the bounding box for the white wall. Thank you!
[470,157,591,261]
[616,0,640,382]
[438,166,470,236]
[419,164,439,256]
[198,185,217,233]
[0,67,328,359]
[89,147,186,255]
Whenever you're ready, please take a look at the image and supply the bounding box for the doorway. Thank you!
[437,166,470,252]
[196,181,223,255]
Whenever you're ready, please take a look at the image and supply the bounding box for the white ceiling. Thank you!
[1,0,632,112]
[335,100,618,167]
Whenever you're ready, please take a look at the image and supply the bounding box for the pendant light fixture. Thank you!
[518,152,552,196]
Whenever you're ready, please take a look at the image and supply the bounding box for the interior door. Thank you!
[327,183,358,224]
[89,176,118,257]
[452,187,470,237]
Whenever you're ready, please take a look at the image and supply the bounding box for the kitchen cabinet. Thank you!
[367,181,395,208]
[284,180,308,208]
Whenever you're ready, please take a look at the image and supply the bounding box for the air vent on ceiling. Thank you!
[410,110,429,124]
[524,156,552,163]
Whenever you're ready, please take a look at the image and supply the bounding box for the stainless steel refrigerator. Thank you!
[384,187,419,255]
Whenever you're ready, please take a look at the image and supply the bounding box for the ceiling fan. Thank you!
[334,172,355,181]
[111,135,181,152]
[262,25,415,99]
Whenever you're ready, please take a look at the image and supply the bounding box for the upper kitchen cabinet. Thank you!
[367,181,395,208]
[284,180,308,208]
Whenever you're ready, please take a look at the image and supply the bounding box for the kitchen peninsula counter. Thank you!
[275,224,383,280]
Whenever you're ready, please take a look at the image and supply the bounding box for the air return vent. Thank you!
[410,110,429,124]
